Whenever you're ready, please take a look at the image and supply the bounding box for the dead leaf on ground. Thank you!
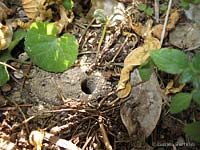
[0,23,13,50]
[0,2,13,22]
[117,9,180,98]
[165,80,185,95]
[152,9,180,39]
[120,69,162,138]
[117,20,161,98]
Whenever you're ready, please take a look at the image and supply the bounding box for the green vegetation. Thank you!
[138,3,154,16]
[25,22,78,72]
[0,22,78,86]
[150,48,200,142]
[180,0,200,9]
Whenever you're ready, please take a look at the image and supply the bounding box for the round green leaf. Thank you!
[0,51,12,86]
[145,7,154,16]
[192,89,200,105]
[179,67,195,83]
[63,0,74,10]
[150,48,189,74]
[184,121,200,142]
[138,3,147,11]
[170,93,192,114]
[25,22,78,72]
[0,65,9,86]
[192,52,200,71]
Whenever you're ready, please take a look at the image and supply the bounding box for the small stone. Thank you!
[1,83,11,92]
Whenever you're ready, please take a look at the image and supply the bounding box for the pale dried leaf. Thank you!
[165,80,185,95]
[0,23,13,50]
[21,0,38,19]
[0,2,12,22]
[152,9,180,39]
[167,9,180,30]
[117,37,160,98]
[54,5,74,33]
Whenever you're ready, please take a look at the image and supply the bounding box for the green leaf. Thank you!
[192,52,200,71]
[160,5,168,12]
[184,121,200,142]
[0,51,12,86]
[63,0,74,10]
[192,77,200,89]
[93,9,107,23]
[180,0,190,9]
[145,7,154,16]
[0,65,9,86]
[138,59,154,81]
[191,0,200,4]
[170,93,192,113]
[8,29,26,51]
[192,89,200,105]
[25,22,78,72]
[138,3,147,11]
[150,48,189,74]
[179,67,195,83]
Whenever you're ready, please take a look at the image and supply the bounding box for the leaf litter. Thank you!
[0,0,200,149]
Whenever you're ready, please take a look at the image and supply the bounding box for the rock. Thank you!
[184,4,200,23]
[1,83,11,92]
[169,23,200,50]
[120,69,162,138]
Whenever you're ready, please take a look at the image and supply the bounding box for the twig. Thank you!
[98,116,112,150]
[82,136,93,150]
[78,18,95,45]
[96,21,109,61]
[154,0,160,23]
[160,0,173,46]
[11,101,30,134]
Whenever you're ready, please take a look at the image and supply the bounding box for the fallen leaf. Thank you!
[117,36,161,98]
[0,2,12,22]
[167,9,180,30]
[29,130,45,150]
[165,80,185,95]
[120,70,162,137]
[117,9,180,98]
[0,23,13,50]
[152,9,180,39]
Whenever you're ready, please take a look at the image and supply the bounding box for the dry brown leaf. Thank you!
[117,10,180,98]
[152,9,180,39]
[117,36,161,98]
[54,5,74,33]
[0,23,13,50]
[0,2,12,22]
[21,0,38,20]
[21,0,55,21]
[165,80,185,95]
[167,9,180,30]
[29,130,45,150]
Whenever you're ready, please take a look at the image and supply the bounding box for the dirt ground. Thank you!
[0,0,200,150]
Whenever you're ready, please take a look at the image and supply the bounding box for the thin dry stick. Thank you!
[160,0,173,46]
[154,0,160,23]
[11,101,30,134]
[98,116,112,150]
[82,136,93,150]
